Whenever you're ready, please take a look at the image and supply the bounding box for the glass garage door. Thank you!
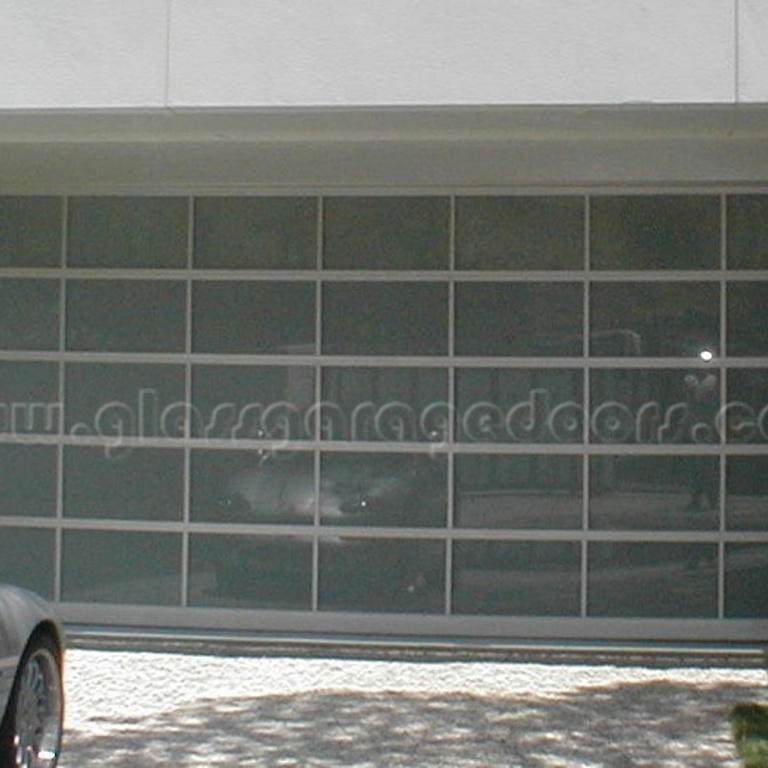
[0,192,766,642]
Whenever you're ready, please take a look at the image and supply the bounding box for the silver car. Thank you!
[0,585,64,768]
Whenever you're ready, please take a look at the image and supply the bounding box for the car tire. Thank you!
[0,632,63,768]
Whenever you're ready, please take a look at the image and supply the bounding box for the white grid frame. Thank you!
[0,188,766,642]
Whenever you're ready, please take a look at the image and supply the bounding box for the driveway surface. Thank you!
[59,647,768,767]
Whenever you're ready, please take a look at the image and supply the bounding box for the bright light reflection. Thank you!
[699,349,714,362]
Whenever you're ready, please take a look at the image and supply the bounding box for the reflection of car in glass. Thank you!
[212,453,446,608]
[0,585,64,768]
[218,453,445,527]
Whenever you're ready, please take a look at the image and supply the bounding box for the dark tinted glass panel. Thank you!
[0,445,56,517]
[191,450,314,525]
[321,367,448,443]
[590,368,720,445]
[66,280,186,352]
[194,197,316,270]
[64,447,183,521]
[455,283,582,357]
[727,195,768,270]
[0,362,59,436]
[319,537,445,613]
[0,280,59,350]
[590,455,719,530]
[726,369,768,445]
[725,544,768,617]
[453,541,580,616]
[323,197,449,270]
[590,195,720,270]
[455,454,582,529]
[456,368,583,444]
[0,527,54,599]
[193,281,315,354]
[455,196,584,270]
[726,457,768,531]
[323,282,447,356]
[590,282,719,358]
[62,530,181,605]
[320,453,446,527]
[68,197,188,269]
[189,534,312,610]
[65,363,185,439]
[727,281,768,356]
[588,542,717,617]
[192,365,314,441]
[0,197,61,268]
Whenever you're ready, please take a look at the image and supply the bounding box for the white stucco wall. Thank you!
[0,0,764,111]
[739,0,768,102]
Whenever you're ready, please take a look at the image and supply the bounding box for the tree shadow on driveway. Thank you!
[61,678,767,767]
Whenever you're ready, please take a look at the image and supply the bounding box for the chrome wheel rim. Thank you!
[13,647,62,768]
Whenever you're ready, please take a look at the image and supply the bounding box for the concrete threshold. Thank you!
[64,624,768,669]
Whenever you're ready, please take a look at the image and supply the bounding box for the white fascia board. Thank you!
[0,109,767,193]
[0,105,766,146]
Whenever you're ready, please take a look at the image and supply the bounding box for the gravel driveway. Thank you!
[59,646,767,767]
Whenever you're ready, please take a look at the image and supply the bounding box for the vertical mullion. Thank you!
[581,194,591,619]
[312,196,323,613]
[718,192,728,619]
[445,195,456,617]
[180,196,194,609]
[54,196,68,604]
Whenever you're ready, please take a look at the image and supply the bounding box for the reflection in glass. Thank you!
[590,456,719,530]
[456,368,583,444]
[189,534,312,610]
[0,362,59,436]
[455,196,584,271]
[453,541,580,615]
[194,197,317,270]
[191,450,314,524]
[455,455,582,529]
[455,282,582,357]
[192,365,314,441]
[322,282,447,356]
[727,282,768,357]
[66,280,186,352]
[590,195,720,270]
[590,282,719,358]
[319,537,445,613]
[192,281,316,354]
[0,528,54,599]
[65,363,185,439]
[589,368,720,445]
[62,531,182,605]
[0,197,62,268]
[0,280,59,350]
[726,457,768,531]
[588,542,717,617]
[67,197,188,269]
[321,367,448,443]
[64,447,183,521]
[725,544,768,617]
[320,453,446,527]
[323,197,449,270]
[0,445,56,517]
[726,369,768,445]
[727,195,768,270]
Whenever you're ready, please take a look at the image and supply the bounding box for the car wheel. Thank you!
[0,632,63,768]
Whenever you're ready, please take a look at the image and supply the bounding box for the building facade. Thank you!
[0,1,767,644]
